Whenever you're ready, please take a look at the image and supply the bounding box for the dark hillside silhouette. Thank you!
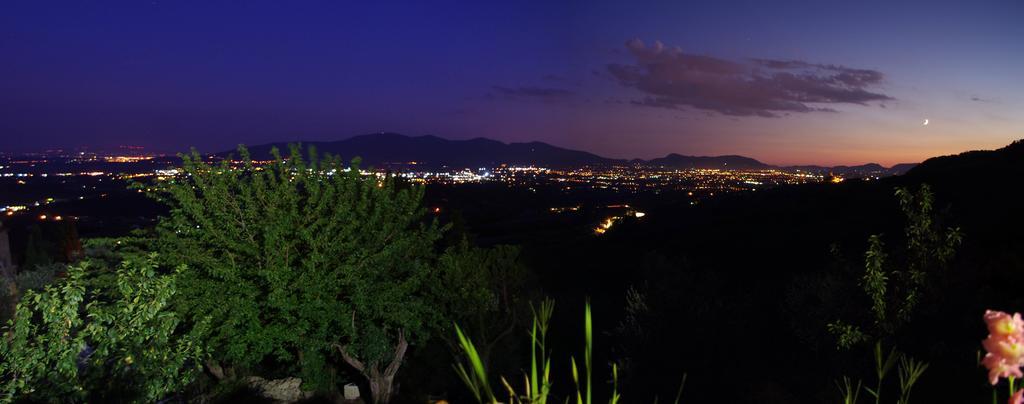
[230,133,913,174]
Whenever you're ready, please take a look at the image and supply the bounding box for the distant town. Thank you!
[0,147,898,235]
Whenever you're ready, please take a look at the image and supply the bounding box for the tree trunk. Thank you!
[205,359,235,381]
[368,370,395,404]
[335,329,408,404]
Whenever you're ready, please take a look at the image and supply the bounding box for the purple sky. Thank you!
[1,0,1022,165]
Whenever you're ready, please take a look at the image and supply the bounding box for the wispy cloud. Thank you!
[607,38,892,117]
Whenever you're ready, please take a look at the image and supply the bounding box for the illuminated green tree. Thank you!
[151,145,447,403]
[0,255,206,403]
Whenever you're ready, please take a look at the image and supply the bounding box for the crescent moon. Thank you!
[922,119,929,126]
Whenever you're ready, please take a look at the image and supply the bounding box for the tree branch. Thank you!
[383,329,408,378]
[334,343,366,373]
[484,307,517,359]
[335,310,367,373]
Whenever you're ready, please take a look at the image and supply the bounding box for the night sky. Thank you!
[2,0,1021,165]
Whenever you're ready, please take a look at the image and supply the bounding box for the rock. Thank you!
[343,383,360,400]
[247,376,314,403]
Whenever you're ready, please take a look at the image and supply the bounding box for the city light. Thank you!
[594,216,623,235]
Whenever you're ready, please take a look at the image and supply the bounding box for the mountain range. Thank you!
[228,133,918,176]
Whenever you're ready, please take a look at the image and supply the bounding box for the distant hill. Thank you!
[647,153,769,170]
[230,133,618,168]
[786,162,917,177]
[226,133,917,174]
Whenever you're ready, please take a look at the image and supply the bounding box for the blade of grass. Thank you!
[673,373,688,404]
[455,323,496,403]
[572,356,582,404]
[585,300,593,404]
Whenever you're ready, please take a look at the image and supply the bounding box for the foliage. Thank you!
[829,184,962,348]
[893,185,961,323]
[1,263,66,324]
[617,287,649,341]
[865,341,898,404]
[82,236,152,266]
[78,236,154,300]
[149,145,446,401]
[827,320,870,350]
[454,300,629,404]
[836,376,862,404]
[0,254,207,403]
[834,341,929,404]
[571,300,594,404]
[435,240,530,367]
[863,235,889,327]
[453,299,553,404]
[895,355,928,404]
[14,262,63,291]
[454,324,496,403]
[528,299,554,404]
[671,373,688,404]
[0,263,85,402]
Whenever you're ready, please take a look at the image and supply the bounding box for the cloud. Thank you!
[607,38,892,117]
[491,86,574,99]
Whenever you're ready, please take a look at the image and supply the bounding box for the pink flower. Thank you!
[984,336,1024,365]
[984,311,1024,385]
[984,354,1024,385]
[1010,388,1024,404]
[986,311,1024,338]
